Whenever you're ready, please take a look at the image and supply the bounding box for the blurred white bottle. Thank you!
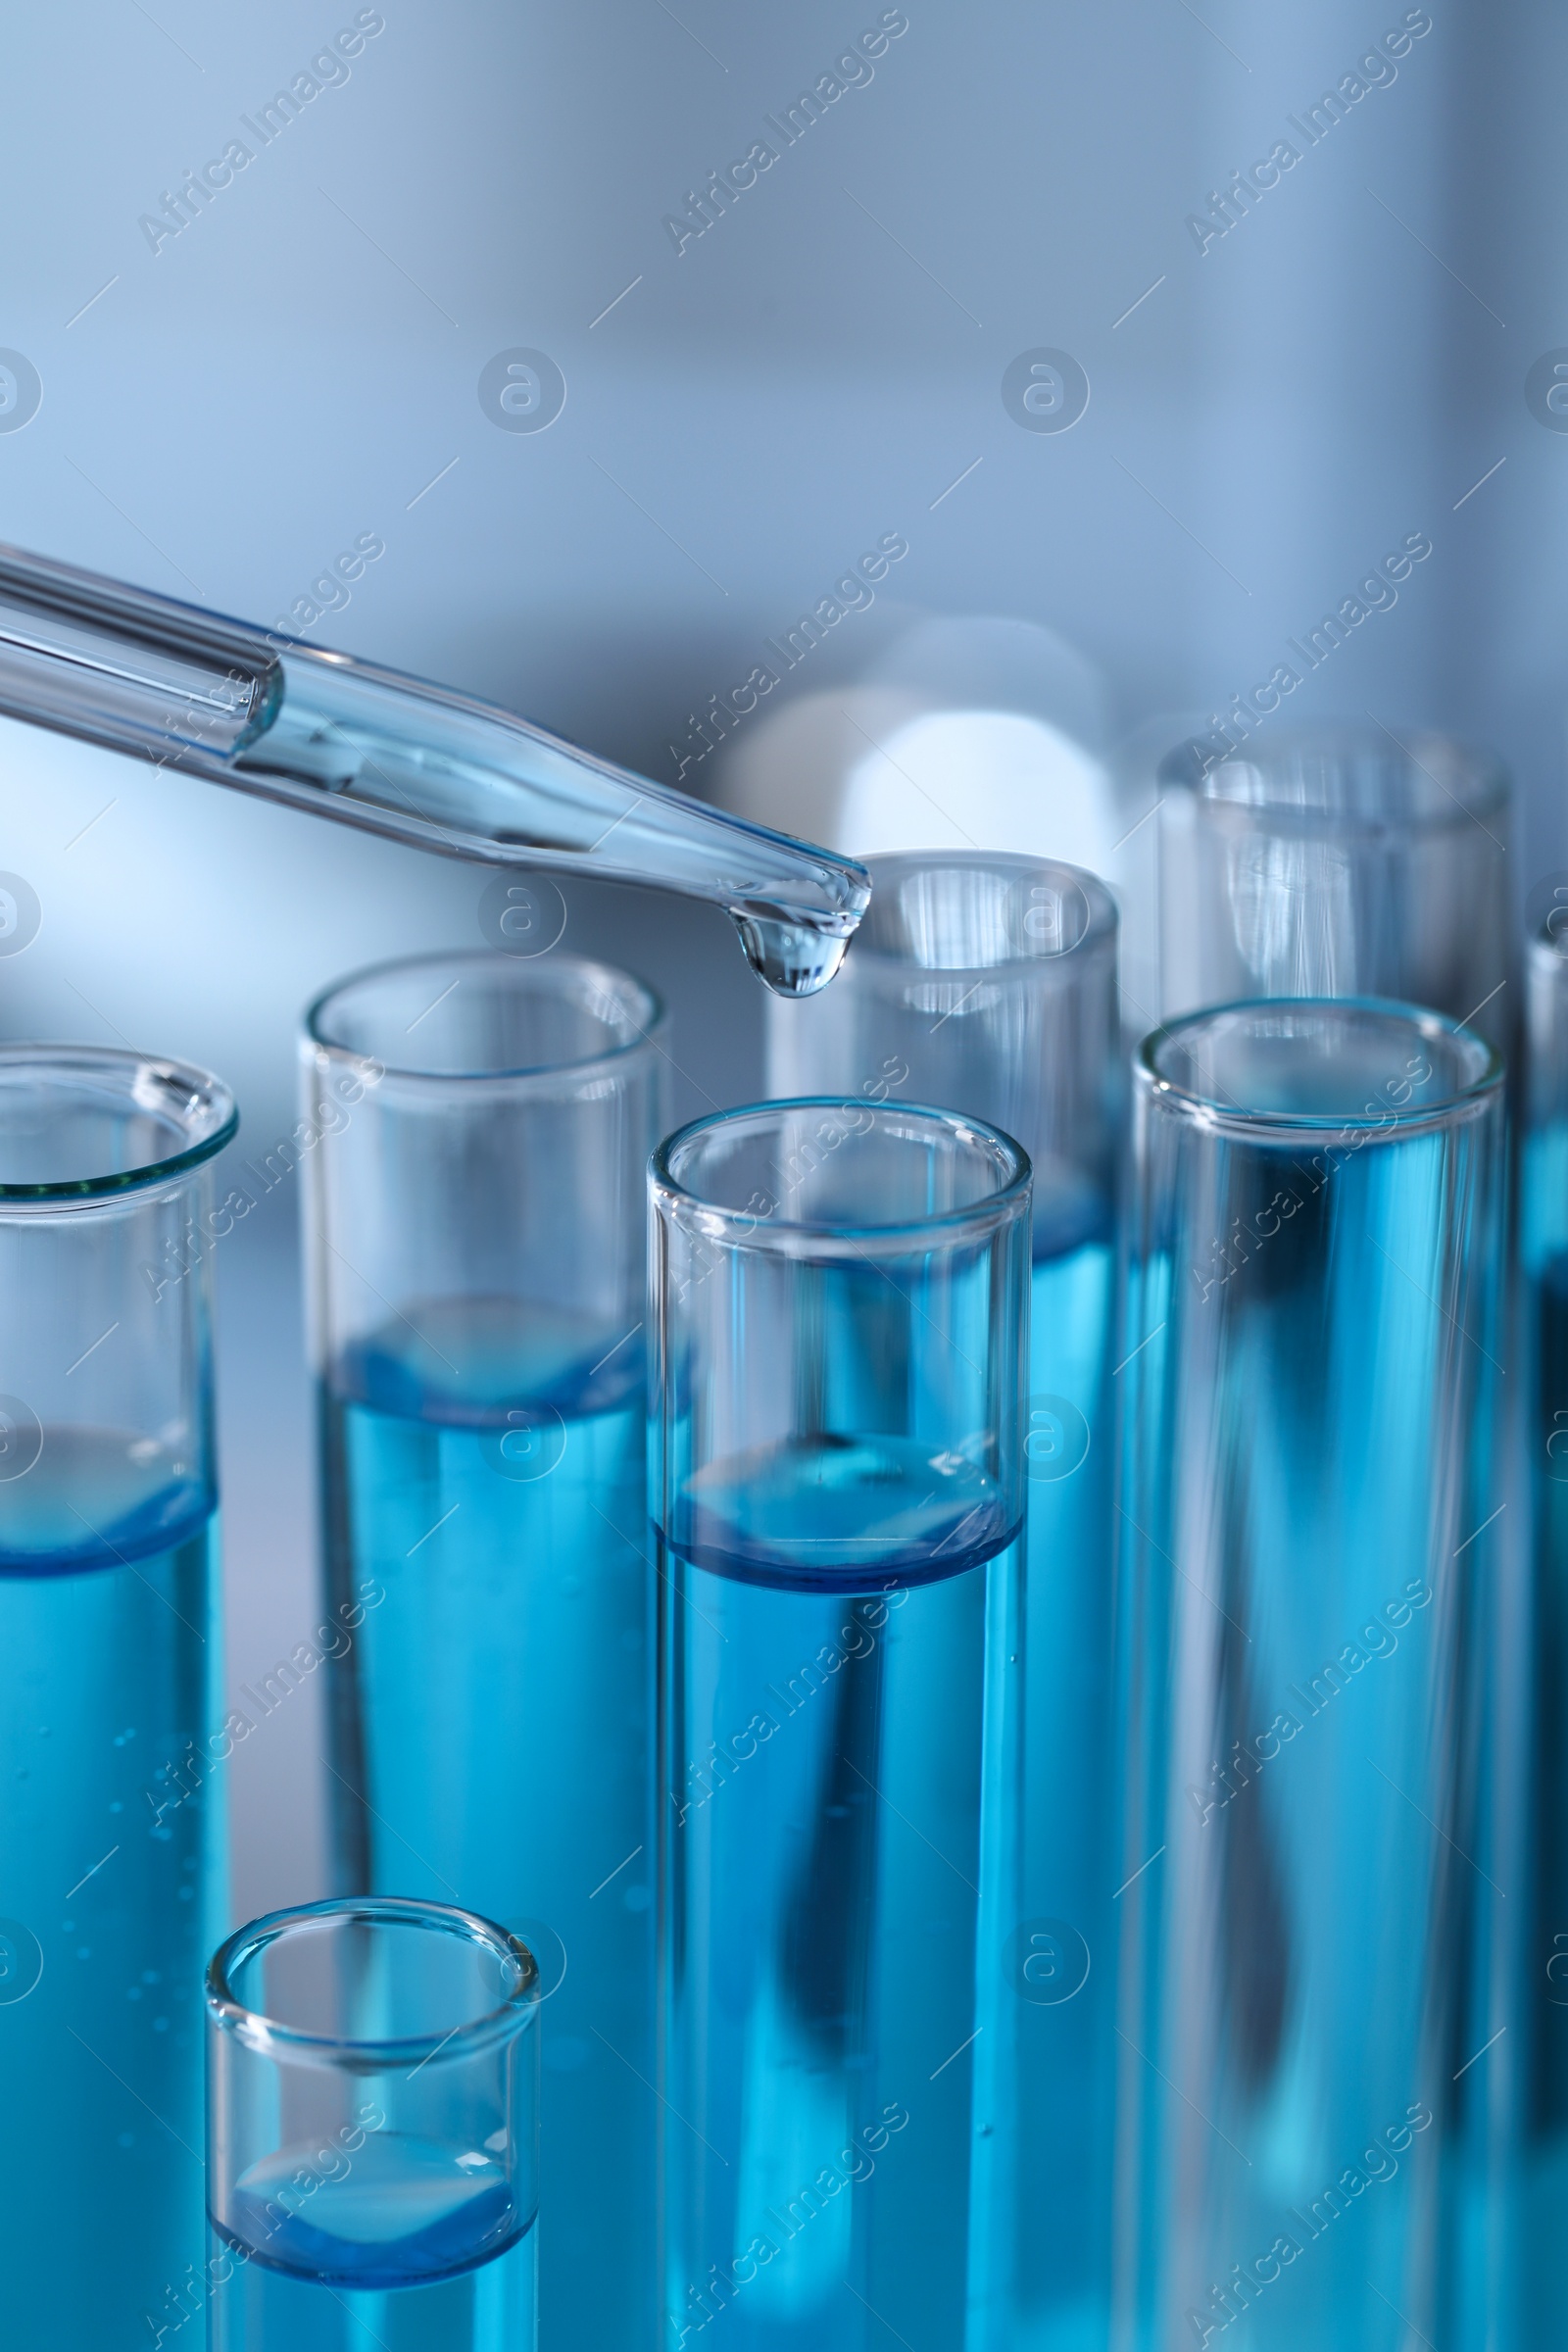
[710,612,1192,1064]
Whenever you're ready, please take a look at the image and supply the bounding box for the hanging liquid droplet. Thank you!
[730,910,856,998]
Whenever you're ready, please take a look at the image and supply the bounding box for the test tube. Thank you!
[769,852,1121,2347]
[1521,917,1568,2340]
[0,1045,233,2345]
[652,1100,1030,2352]
[1157,725,1509,1042]
[300,950,666,2352]
[205,1895,540,2349]
[1116,1001,1505,2351]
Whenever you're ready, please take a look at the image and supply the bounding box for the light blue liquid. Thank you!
[0,1427,219,2351]
[1120,1125,1498,2352]
[319,1298,653,2352]
[661,1432,1020,2352]
[1521,1117,1568,2343]
[1015,1240,1116,2352]
[211,2131,536,2349]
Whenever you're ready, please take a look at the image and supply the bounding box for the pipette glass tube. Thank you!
[652,1100,1030,2352]
[768,853,1121,2349]
[1116,1001,1505,2352]
[0,1046,233,2345]
[206,1896,540,2351]
[1157,725,1509,1043]
[301,951,665,2352]
[0,541,869,996]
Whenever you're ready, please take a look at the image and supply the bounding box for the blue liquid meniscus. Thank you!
[0,1425,220,2352]
[319,1297,654,2352]
[662,1427,1020,2352]
[210,2128,537,2349]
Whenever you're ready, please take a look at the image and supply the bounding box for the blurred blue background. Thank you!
[0,0,1560,1914]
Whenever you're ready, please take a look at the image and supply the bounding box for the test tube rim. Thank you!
[305,947,665,1090]
[841,849,1118,974]
[1158,721,1508,835]
[1136,994,1503,1142]
[207,1894,541,2071]
[0,1041,237,1202]
[652,1094,1032,1254]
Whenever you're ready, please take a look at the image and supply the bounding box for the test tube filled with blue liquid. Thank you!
[652,1099,1030,2351]
[301,951,666,2352]
[206,1895,540,2348]
[1116,1002,1505,2352]
[770,854,1122,2349]
[1519,916,1568,2342]
[0,1044,232,2347]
